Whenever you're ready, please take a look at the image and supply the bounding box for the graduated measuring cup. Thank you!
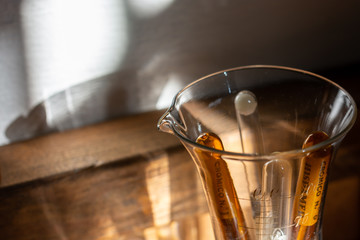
[157,65,356,240]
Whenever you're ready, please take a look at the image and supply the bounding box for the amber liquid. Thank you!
[195,131,332,240]
[196,133,249,240]
[292,131,333,240]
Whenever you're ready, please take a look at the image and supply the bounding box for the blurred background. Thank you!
[1,0,359,145]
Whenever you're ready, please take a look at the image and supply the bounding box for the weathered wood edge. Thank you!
[0,110,181,188]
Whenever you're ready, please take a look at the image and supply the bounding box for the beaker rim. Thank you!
[159,65,357,160]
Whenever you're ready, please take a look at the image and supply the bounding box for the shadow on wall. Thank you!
[2,0,360,144]
[5,73,128,143]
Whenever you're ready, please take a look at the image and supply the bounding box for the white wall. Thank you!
[0,0,359,145]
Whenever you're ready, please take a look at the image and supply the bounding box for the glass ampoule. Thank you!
[235,90,292,240]
[196,132,249,240]
[292,131,333,240]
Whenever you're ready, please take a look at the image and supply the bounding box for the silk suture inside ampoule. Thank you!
[261,159,292,239]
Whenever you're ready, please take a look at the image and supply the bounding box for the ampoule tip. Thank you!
[235,90,258,116]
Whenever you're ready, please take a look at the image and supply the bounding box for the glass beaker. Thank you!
[157,65,356,240]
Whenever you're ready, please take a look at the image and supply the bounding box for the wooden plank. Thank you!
[0,109,358,239]
[0,148,357,240]
[0,147,208,240]
[0,110,180,188]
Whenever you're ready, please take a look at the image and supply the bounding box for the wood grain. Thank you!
[0,110,180,188]
[0,148,357,240]
[0,147,209,240]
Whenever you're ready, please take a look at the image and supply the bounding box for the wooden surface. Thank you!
[0,111,179,187]
[0,147,211,240]
[0,110,359,239]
